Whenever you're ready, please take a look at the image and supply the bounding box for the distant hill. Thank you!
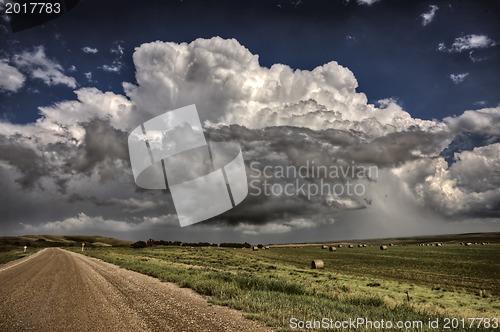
[0,235,132,250]
[269,232,500,247]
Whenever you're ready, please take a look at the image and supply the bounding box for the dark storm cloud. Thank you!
[207,125,361,152]
[203,125,372,226]
[201,124,461,227]
[0,117,131,196]
[60,192,163,213]
[0,134,50,189]
[207,125,449,170]
[71,119,129,180]
[206,193,335,227]
[340,130,452,167]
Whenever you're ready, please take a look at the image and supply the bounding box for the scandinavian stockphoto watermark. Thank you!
[127,104,376,225]
[289,317,499,330]
[249,160,378,200]
[128,105,248,227]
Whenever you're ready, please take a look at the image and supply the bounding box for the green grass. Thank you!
[0,248,38,265]
[68,244,500,331]
[254,245,500,295]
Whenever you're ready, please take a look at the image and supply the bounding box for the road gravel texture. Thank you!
[0,248,273,332]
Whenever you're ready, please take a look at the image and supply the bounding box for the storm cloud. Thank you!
[1,37,499,240]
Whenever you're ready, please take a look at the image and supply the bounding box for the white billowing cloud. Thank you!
[393,144,500,218]
[449,73,469,84]
[444,106,500,135]
[0,60,25,92]
[13,46,76,88]
[421,5,438,26]
[449,144,500,193]
[102,64,121,73]
[451,35,496,52]
[125,37,443,138]
[82,46,98,54]
[20,213,178,233]
[0,87,135,146]
[357,0,380,5]
[236,223,291,235]
[326,195,364,209]
[235,218,317,235]
[438,34,496,53]
[395,157,466,216]
[108,197,160,212]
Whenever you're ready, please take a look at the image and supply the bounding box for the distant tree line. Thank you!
[219,242,252,248]
[131,240,253,249]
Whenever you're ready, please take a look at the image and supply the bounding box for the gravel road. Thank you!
[0,248,273,332]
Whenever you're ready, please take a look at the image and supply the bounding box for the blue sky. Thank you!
[0,0,499,242]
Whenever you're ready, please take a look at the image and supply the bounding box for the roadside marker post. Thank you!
[82,243,85,251]
[23,246,27,252]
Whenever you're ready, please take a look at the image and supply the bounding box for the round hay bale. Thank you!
[358,244,363,247]
[481,242,486,245]
[322,245,329,249]
[435,243,442,247]
[460,242,464,245]
[380,245,388,250]
[265,246,270,249]
[311,260,324,269]
[466,242,472,246]
[363,244,367,247]
[329,246,337,251]
[389,243,394,246]
[348,244,354,248]
[337,244,343,248]
[252,246,258,251]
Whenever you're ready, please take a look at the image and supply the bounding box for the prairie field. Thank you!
[65,238,500,331]
[0,249,34,265]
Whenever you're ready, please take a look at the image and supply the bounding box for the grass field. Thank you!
[67,240,500,331]
[0,248,38,265]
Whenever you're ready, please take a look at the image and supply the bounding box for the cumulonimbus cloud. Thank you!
[1,37,499,237]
